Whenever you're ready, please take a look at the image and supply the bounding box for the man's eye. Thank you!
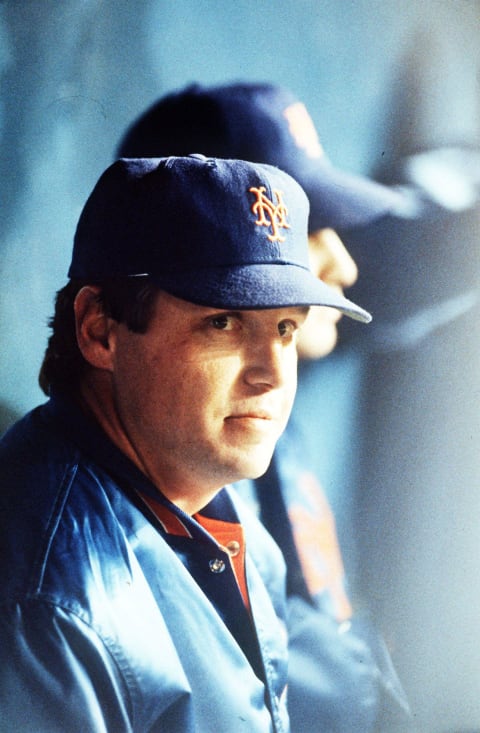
[278,320,296,338]
[210,314,235,330]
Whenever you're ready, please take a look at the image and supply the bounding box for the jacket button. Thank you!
[225,540,241,557]
[209,558,226,573]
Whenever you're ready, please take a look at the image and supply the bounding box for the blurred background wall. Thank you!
[1,2,479,731]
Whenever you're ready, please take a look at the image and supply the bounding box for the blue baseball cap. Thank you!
[117,82,405,233]
[69,156,371,322]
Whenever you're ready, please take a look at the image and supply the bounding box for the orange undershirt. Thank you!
[141,494,251,612]
[194,512,250,613]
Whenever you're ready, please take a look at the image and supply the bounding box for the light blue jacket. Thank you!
[0,393,289,732]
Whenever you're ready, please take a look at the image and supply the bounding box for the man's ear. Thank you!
[74,286,117,371]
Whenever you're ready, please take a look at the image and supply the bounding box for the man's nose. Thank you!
[309,228,358,289]
[243,338,293,390]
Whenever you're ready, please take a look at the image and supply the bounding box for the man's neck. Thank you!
[77,374,224,516]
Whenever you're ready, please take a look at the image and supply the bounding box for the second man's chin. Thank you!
[297,324,339,361]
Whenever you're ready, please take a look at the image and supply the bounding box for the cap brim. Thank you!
[303,163,406,232]
[150,263,372,323]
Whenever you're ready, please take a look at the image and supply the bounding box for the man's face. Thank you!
[106,291,308,508]
[297,228,358,360]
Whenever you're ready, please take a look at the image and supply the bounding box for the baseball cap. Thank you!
[69,155,371,322]
[116,82,405,232]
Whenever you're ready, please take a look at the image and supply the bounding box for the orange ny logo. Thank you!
[283,102,324,159]
[249,187,291,242]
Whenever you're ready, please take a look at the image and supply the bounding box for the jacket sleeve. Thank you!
[286,596,414,733]
[0,600,193,733]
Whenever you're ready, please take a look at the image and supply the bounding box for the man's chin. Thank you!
[297,321,338,360]
[232,450,276,482]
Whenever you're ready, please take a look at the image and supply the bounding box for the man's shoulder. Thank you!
[0,402,83,527]
[0,404,137,604]
[0,402,74,483]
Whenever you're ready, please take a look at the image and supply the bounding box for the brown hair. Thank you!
[39,278,159,396]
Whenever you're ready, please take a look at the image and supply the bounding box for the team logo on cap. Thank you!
[249,186,290,242]
[283,102,324,159]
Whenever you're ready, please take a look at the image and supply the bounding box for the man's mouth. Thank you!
[227,409,274,422]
